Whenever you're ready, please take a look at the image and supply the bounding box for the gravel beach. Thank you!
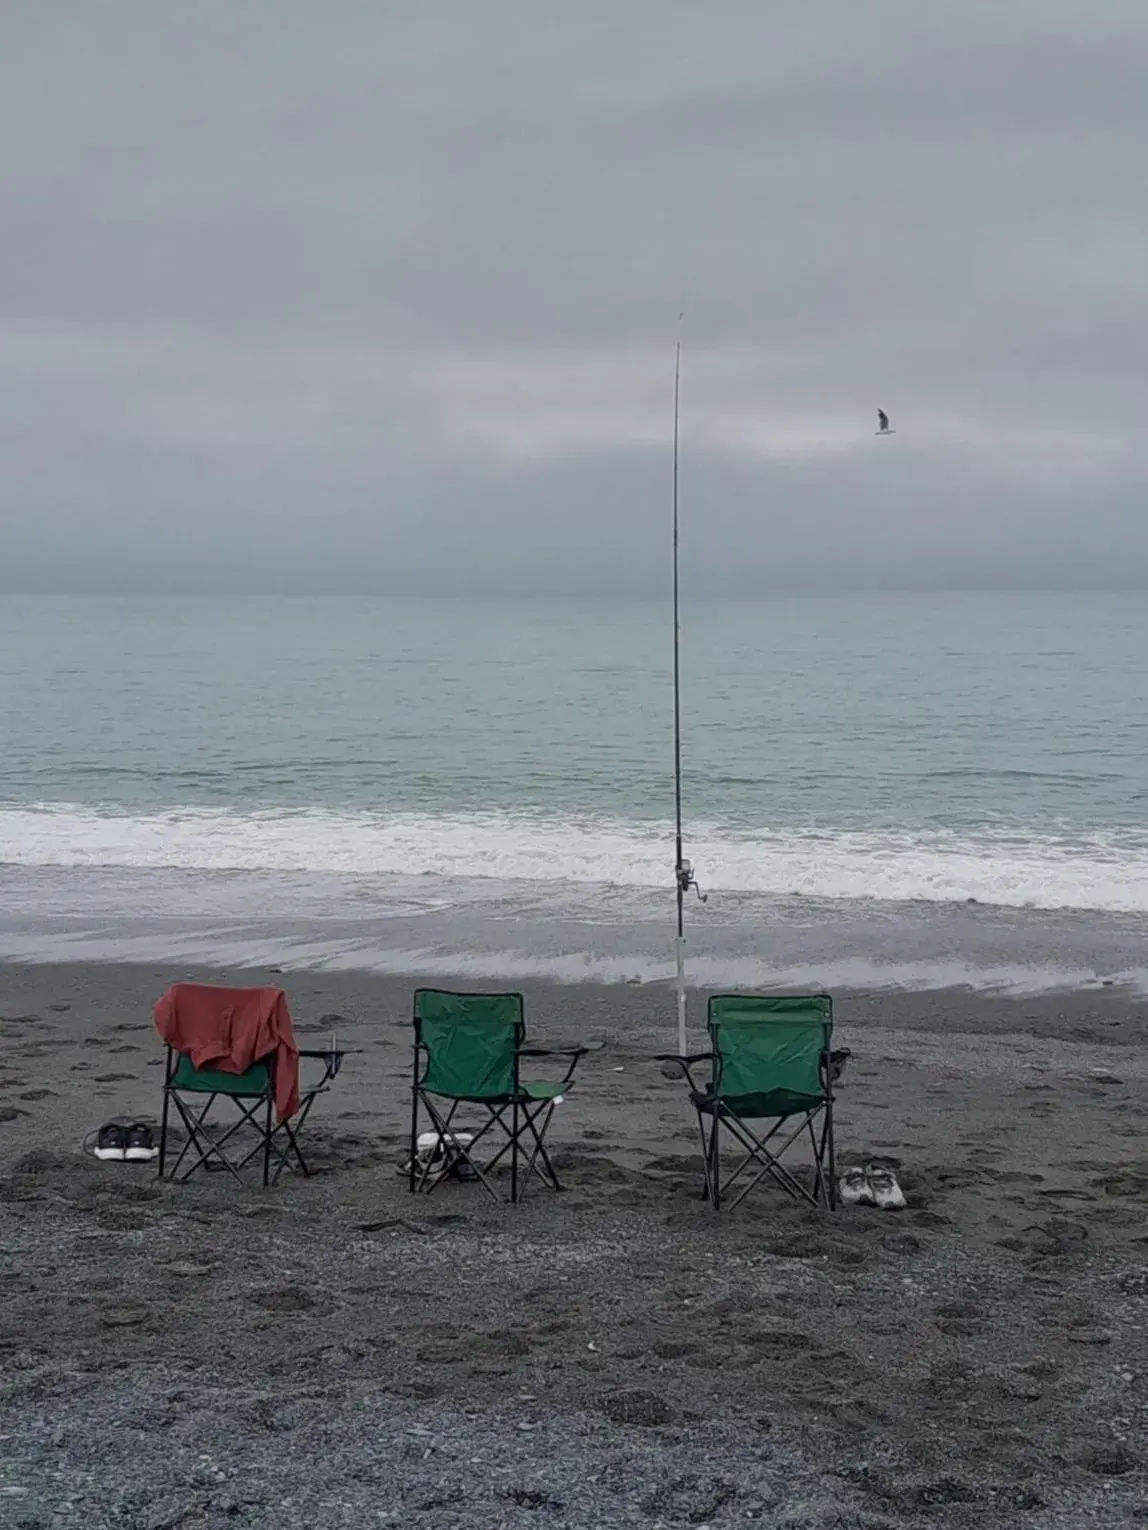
[2,962,1146,1529]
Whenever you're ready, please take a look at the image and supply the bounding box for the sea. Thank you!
[2,591,1147,994]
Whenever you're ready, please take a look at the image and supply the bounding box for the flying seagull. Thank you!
[876,408,893,435]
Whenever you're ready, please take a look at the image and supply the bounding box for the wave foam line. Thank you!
[0,928,1142,997]
[4,804,1148,914]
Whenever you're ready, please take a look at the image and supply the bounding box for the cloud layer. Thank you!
[3,2,1147,593]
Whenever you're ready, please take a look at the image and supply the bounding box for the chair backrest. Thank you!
[707,994,832,1101]
[413,989,524,1100]
[155,982,297,1077]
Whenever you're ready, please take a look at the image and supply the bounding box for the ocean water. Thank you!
[2,591,1147,992]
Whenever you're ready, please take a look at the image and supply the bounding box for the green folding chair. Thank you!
[158,1047,347,1187]
[658,994,838,1211]
[409,988,585,1203]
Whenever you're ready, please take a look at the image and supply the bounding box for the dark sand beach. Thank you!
[2,962,1147,1528]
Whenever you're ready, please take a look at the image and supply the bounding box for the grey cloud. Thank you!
[2,2,1147,594]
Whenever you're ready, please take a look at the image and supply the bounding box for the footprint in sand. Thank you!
[246,1287,318,1314]
[99,1308,151,1331]
[933,1301,988,1336]
[882,1231,922,1255]
[1077,1443,1140,1477]
[1091,1165,1148,1197]
[911,1209,952,1228]
[600,1387,676,1426]
[653,1337,700,1359]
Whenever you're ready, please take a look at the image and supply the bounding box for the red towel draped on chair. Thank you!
[154,982,301,1121]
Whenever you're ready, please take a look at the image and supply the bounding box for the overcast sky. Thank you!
[2,2,1147,595]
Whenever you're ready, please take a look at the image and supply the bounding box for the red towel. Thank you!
[154,982,301,1121]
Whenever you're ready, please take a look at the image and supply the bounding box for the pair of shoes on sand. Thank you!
[94,1122,156,1162]
[839,1163,906,1209]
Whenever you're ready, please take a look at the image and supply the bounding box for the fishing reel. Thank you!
[677,859,707,903]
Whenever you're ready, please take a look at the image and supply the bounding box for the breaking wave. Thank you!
[3,803,1148,914]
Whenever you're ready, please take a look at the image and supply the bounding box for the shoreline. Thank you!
[5,863,1148,999]
[1,953,1145,1039]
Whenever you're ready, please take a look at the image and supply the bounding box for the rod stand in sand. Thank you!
[674,857,707,1056]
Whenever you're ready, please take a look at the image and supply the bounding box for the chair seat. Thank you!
[422,1080,570,1105]
[171,1055,271,1096]
[691,1087,824,1121]
[522,1080,568,1102]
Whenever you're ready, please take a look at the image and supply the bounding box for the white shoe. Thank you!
[867,1165,906,1210]
[839,1166,874,1206]
[400,1130,476,1177]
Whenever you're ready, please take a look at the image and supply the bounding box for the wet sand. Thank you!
[2,961,1147,1528]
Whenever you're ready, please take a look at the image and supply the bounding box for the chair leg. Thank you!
[805,1117,825,1206]
[408,1059,421,1195]
[691,1102,837,1215]
[415,1097,455,1195]
[802,1106,834,1210]
[158,1084,171,1179]
[262,1094,273,1189]
[161,1086,327,1188]
[412,1098,505,1202]
[693,1109,711,1201]
[167,1093,233,1182]
[510,1100,519,1204]
[410,1096,567,1206]
[724,1112,820,1209]
[270,1092,319,1183]
[518,1103,561,1196]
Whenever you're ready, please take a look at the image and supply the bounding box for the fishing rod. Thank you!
[672,337,704,1057]
[668,372,887,1056]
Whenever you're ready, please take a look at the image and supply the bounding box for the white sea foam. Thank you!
[3,803,1148,914]
[0,923,1142,997]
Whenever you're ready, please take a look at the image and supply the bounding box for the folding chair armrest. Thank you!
[654,1051,715,1092]
[822,1047,851,1088]
[518,1045,586,1086]
[298,1048,353,1084]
